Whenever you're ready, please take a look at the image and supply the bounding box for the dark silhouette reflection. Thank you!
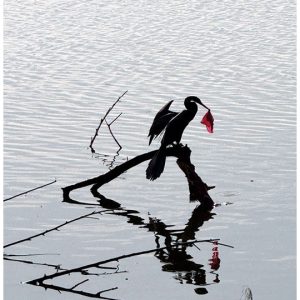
[106,203,220,294]
[27,147,226,300]
[143,204,220,293]
[176,204,216,242]
[111,209,145,225]
[209,242,221,271]
[25,201,226,299]
[94,148,125,171]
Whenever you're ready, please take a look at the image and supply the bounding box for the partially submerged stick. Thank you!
[29,282,118,300]
[89,91,127,153]
[4,210,111,249]
[105,117,122,150]
[4,256,66,271]
[4,179,57,202]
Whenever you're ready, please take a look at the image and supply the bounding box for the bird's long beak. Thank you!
[198,99,210,110]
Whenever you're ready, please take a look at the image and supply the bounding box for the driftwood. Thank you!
[4,179,57,202]
[89,91,127,153]
[62,145,214,208]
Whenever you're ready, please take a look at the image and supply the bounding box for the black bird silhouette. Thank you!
[146,96,209,180]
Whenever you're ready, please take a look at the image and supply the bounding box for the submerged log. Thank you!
[62,145,214,208]
[176,146,214,208]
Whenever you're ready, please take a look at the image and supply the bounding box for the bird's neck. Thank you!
[181,105,197,123]
[185,101,198,113]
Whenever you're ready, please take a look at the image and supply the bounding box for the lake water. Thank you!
[4,0,296,299]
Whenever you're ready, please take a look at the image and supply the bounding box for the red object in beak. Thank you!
[201,110,214,133]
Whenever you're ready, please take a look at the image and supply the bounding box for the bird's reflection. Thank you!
[108,203,220,294]
[148,204,219,292]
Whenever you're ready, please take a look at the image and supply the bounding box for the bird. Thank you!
[146,96,209,180]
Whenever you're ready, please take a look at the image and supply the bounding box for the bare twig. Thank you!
[70,279,89,290]
[105,119,122,150]
[28,282,118,300]
[4,179,57,202]
[97,270,127,276]
[207,241,234,249]
[108,112,122,126]
[4,253,59,257]
[4,210,111,249]
[89,91,128,153]
[4,257,66,271]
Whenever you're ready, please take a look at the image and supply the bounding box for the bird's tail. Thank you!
[146,147,166,180]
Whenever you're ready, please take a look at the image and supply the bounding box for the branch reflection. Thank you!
[23,202,224,299]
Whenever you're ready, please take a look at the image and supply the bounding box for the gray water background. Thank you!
[4,0,296,299]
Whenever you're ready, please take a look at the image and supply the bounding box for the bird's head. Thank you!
[185,96,210,110]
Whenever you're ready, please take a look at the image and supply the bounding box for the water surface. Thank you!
[4,0,296,299]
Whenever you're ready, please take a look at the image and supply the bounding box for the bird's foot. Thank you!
[172,142,184,148]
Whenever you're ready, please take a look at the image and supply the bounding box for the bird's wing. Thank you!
[153,112,178,134]
[148,111,178,145]
[154,100,174,120]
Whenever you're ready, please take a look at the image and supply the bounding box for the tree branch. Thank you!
[107,112,122,126]
[89,91,127,153]
[70,279,89,290]
[105,118,122,150]
[62,145,214,208]
[4,256,66,271]
[28,282,118,300]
